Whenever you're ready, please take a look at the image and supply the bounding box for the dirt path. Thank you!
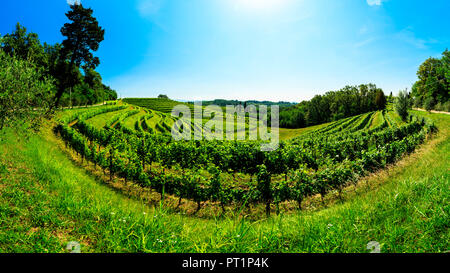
[413,108,450,115]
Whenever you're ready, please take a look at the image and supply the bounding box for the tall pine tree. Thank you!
[53,3,105,109]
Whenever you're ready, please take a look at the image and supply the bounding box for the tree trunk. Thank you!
[195,201,202,214]
[176,196,182,209]
[265,202,271,217]
[52,47,78,111]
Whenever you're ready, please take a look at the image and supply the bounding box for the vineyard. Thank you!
[53,100,437,216]
[123,98,196,114]
[2,0,449,255]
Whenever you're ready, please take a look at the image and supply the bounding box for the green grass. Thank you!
[279,122,331,141]
[85,108,130,129]
[122,109,146,130]
[369,111,383,129]
[0,110,448,253]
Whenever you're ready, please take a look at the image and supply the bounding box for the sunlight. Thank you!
[233,0,293,12]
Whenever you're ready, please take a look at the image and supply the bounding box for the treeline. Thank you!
[280,84,387,128]
[198,99,296,109]
[0,5,117,109]
[411,50,450,112]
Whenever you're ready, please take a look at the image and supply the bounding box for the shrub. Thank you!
[435,101,450,112]
[0,50,55,132]
[424,97,435,112]
[394,90,410,121]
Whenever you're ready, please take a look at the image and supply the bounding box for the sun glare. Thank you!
[234,0,292,12]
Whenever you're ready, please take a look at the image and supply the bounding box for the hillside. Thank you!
[1,107,448,253]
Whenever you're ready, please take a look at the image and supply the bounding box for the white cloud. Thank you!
[367,0,382,6]
[395,28,437,50]
[354,37,377,48]
[359,25,368,35]
[138,0,164,17]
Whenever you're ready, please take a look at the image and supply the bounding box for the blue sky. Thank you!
[1,0,449,102]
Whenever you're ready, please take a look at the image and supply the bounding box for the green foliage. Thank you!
[411,50,450,111]
[54,104,433,216]
[60,4,105,69]
[280,108,305,128]
[54,3,105,107]
[395,90,410,121]
[123,98,195,113]
[434,101,450,112]
[257,165,272,216]
[0,50,54,132]
[375,90,387,110]
[1,20,116,108]
[200,99,296,109]
[280,84,384,128]
[1,23,46,65]
[424,96,435,112]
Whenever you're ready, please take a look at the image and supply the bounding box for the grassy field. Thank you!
[85,108,130,129]
[0,110,448,253]
[279,123,331,141]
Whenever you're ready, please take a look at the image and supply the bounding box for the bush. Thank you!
[0,50,55,132]
[445,101,450,112]
[424,97,435,112]
[413,96,423,108]
[395,90,410,121]
[435,101,450,112]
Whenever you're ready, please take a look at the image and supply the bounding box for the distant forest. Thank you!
[279,84,387,128]
[194,99,297,108]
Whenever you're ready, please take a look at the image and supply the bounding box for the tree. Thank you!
[0,23,46,66]
[395,90,410,121]
[411,50,449,111]
[424,97,435,112]
[375,90,387,110]
[158,94,169,99]
[388,91,393,103]
[84,68,102,90]
[0,50,54,132]
[279,84,385,128]
[53,3,105,108]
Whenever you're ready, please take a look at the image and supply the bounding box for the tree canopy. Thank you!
[0,5,117,110]
[279,84,386,128]
[411,50,450,112]
[54,3,106,107]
